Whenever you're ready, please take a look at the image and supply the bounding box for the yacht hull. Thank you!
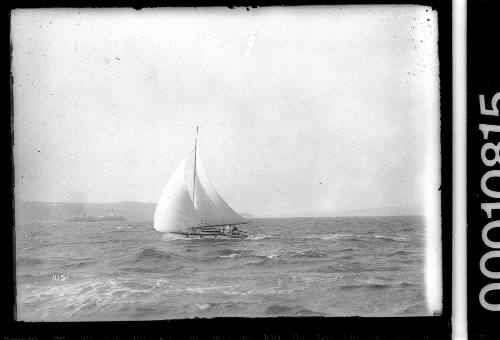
[171,230,248,239]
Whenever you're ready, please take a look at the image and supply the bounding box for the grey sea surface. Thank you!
[16,216,427,321]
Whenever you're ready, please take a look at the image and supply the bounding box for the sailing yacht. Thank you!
[153,127,249,239]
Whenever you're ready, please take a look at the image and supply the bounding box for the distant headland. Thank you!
[14,200,423,223]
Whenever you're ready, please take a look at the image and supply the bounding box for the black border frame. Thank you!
[466,0,500,338]
[4,1,452,339]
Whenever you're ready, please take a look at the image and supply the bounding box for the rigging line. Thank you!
[193,126,198,205]
[193,126,207,225]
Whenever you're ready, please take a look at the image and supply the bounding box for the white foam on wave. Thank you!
[20,276,170,306]
[374,235,408,241]
[319,233,353,240]
[220,253,241,258]
[185,285,240,294]
[195,303,211,310]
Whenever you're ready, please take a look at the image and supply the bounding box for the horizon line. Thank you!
[15,200,425,217]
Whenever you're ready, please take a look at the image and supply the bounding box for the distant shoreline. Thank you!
[14,200,424,222]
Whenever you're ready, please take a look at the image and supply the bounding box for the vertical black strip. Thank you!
[467,0,500,338]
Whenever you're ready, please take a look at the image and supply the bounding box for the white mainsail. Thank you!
[153,155,203,233]
[153,132,246,233]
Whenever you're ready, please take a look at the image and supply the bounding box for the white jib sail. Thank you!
[153,155,203,233]
[194,147,246,226]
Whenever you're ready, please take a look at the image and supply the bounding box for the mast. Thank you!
[192,126,199,203]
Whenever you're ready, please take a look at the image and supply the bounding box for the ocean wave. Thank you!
[245,254,282,266]
[387,250,412,256]
[292,250,325,258]
[339,283,384,290]
[219,249,326,260]
[195,302,242,311]
[60,260,96,269]
[130,306,157,317]
[317,263,403,273]
[87,239,124,245]
[16,216,423,320]
[399,227,413,232]
[118,266,171,274]
[400,301,426,314]
[339,281,416,290]
[18,277,250,319]
[374,235,408,241]
[217,249,245,257]
[17,257,44,266]
[334,254,353,260]
[17,273,50,283]
[185,285,241,294]
[393,281,417,287]
[309,233,408,242]
[317,265,342,273]
[161,233,193,242]
[319,233,354,240]
[248,234,274,240]
[265,304,325,316]
[195,303,211,310]
[134,248,177,261]
[19,278,118,307]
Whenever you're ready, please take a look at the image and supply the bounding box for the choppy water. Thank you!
[16,216,428,321]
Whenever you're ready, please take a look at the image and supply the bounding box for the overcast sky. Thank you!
[12,6,440,217]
